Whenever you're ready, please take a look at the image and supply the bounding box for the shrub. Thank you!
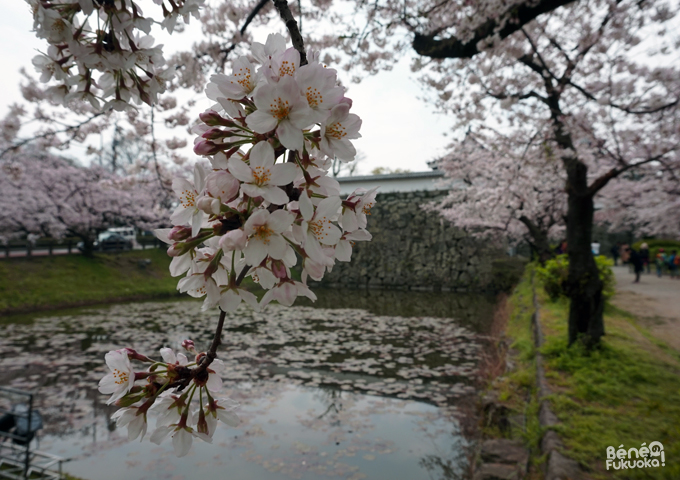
[536,254,615,301]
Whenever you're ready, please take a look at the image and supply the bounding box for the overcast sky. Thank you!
[0,3,453,175]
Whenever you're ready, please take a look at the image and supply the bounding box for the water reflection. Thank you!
[0,293,493,479]
[297,289,497,333]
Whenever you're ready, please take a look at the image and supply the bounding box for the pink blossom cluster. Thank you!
[156,34,374,312]
[27,0,204,110]
[99,343,238,457]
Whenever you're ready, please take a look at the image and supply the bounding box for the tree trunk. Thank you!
[565,170,605,347]
[80,238,96,258]
[519,216,553,264]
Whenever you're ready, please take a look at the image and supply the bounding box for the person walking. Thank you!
[620,243,631,264]
[610,242,620,266]
[591,240,601,256]
[669,250,679,279]
[640,243,650,274]
[628,247,644,283]
[655,248,667,277]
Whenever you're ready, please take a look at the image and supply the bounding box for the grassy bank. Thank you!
[0,249,179,314]
[496,267,680,479]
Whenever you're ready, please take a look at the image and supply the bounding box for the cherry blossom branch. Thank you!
[587,149,680,196]
[0,112,106,160]
[412,0,575,59]
[566,79,680,115]
[272,0,308,66]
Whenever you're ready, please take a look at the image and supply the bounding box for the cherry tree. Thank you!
[428,128,566,264]
[294,0,679,347]
[0,147,167,255]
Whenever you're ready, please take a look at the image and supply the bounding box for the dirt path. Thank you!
[610,265,680,351]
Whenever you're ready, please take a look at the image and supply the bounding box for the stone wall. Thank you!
[314,190,506,291]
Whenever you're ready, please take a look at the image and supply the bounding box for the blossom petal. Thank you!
[276,119,303,151]
[246,110,278,133]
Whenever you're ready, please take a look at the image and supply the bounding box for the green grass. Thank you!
[486,265,543,472]
[503,267,680,479]
[0,249,180,314]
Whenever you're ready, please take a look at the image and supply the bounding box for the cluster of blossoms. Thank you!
[28,0,204,110]
[156,33,375,311]
[99,35,375,455]
[98,342,239,457]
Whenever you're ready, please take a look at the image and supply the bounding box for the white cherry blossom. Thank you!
[242,209,295,266]
[260,280,317,308]
[296,192,342,265]
[112,407,147,442]
[295,63,345,123]
[228,142,298,204]
[171,164,207,237]
[246,76,315,151]
[341,187,378,232]
[98,350,135,405]
[208,56,260,100]
[320,104,362,161]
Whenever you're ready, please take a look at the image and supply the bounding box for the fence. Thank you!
[2,237,163,258]
[0,386,64,480]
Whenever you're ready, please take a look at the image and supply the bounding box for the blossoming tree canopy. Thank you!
[396,0,680,347]
[429,129,567,264]
[0,150,165,252]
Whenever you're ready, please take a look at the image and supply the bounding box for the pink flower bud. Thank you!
[199,110,237,128]
[167,244,183,257]
[271,259,288,279]
[219,229,247,252]
[194,140,220,156]
[168,225,192,242]
[202,127,238,140]
[206,170,240,202]
[181,339,196,353]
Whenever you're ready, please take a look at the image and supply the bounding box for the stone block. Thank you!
[480,439,529,468]
[474,463,520,480]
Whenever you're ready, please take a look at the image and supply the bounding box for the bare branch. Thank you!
[412,0,576,59]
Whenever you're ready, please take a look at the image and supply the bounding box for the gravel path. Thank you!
[611,265,680,351]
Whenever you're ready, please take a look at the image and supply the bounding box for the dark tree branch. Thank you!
[241,0,271,35]
[272,0,308,66]
[587,150,678,196]
[215,0,271,70]
[566,79,679,115]
[412,0,576,59]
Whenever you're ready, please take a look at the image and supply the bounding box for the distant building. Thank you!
[336,170,450,195]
